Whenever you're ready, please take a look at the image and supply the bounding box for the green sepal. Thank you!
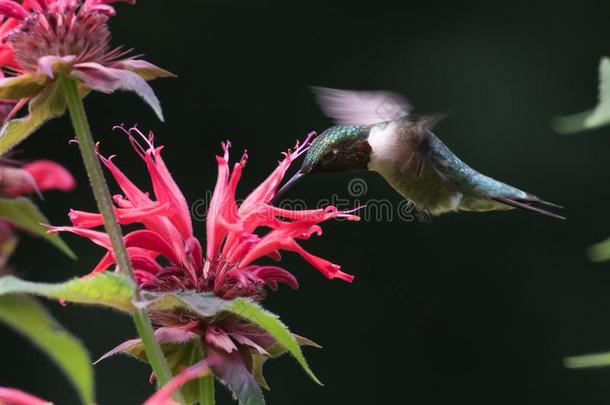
[143,291,321,385]
[0,79,67,154]
[554,57,610,133]
[0,197,75,259]
[0,294,94,404]
[0,272,135,313]
[0,73,47,100]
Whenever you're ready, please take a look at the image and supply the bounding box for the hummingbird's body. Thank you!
[366,118,533,215]
[277,87,563,219]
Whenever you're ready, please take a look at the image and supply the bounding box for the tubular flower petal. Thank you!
[53,128,359,296]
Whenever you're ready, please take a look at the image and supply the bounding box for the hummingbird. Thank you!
[275,87,564,219]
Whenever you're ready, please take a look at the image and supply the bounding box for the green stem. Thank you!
[199,374,215,405]
[60,76,180,395]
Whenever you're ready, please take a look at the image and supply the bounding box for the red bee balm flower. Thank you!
[52,129,359,402]
[0,0,173,153]
[52,128,359,299]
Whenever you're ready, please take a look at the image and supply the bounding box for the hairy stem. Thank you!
[60,76,180,397]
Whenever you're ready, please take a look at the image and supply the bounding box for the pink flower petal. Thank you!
[124,229,181,266]
[0,1,28,20]
[69,202,169,228]
[205,325,237,353]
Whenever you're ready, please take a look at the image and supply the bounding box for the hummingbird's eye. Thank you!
[320,149,337,164]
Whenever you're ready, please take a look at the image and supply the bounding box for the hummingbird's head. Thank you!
[301,126,372,174]
[274,126,371,199]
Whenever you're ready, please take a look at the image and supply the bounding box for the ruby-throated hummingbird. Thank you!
[276,87,564,219]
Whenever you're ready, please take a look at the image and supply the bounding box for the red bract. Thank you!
[52,127,360,300]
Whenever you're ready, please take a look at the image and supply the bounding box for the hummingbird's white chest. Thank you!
[366,121,407,175]
[365,121,463,215]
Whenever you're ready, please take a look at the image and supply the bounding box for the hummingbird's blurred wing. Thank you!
[311,86,412,125]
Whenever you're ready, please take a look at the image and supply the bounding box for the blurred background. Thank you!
[2,0,610,403]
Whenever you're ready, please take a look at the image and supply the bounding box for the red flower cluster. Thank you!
[52,127,359,300]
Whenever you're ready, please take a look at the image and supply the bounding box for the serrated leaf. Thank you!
[0,294,94,404]
[0,197,75,259]
[144,292,321,385]
[253,335,320,391]
[564,351,610,368]
[225,299,321,385]
[0,80,67,154]
[0,272,135,312]
[554,57,610,133]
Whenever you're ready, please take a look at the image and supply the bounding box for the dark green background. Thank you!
[2,0,610,403]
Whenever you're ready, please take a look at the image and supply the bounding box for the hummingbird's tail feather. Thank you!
[490,195,566,220]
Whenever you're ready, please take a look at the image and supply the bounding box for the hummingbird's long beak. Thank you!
[272,171,305,204]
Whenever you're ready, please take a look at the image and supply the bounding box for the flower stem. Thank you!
[199,374,215,405]
[59,76,180,396]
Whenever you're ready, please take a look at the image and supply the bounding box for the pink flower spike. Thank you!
[0,387,51,405]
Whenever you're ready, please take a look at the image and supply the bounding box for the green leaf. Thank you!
[564,351,610,369]
[253,335,320,391]
[144,292,321,385]
[0,197,75,259]
[0,80,67,154]
[0,272,135,313]
[0,294,94,404]
[554,57,610,133]
[225,299,321,385]
[588,237,610,262]
[0,73,47,99]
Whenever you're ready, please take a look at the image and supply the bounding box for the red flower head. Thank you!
[52,127,359,299]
